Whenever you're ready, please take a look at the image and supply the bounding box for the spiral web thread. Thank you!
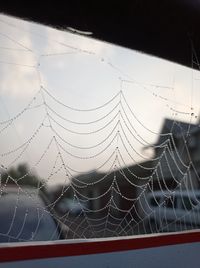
[0,14,200,242]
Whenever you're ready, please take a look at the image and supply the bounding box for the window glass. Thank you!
[166,197,177,209]
[181,197,193,210]
[150,197,161,207]
[0,191,60,243]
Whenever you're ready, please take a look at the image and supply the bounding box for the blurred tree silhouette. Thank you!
[0,163,45,190]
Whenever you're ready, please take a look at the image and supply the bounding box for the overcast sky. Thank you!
[0,14,200,185]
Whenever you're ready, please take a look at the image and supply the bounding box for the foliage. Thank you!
[0,163,44,189]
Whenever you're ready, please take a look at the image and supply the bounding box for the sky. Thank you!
[0,13,200,185]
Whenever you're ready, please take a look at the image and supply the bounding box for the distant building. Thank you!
[71,162,152,220]
[151,118,200,191]
[53,117,200,236]
[68,118,200,223]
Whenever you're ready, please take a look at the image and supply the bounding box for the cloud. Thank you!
[0,15,46,100]
[0,14,115,101]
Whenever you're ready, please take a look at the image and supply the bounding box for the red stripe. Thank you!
[0,231,200,263]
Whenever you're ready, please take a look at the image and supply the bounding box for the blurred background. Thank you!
[1,13,200,241]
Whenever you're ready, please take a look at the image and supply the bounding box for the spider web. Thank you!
[0,14,200,242]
